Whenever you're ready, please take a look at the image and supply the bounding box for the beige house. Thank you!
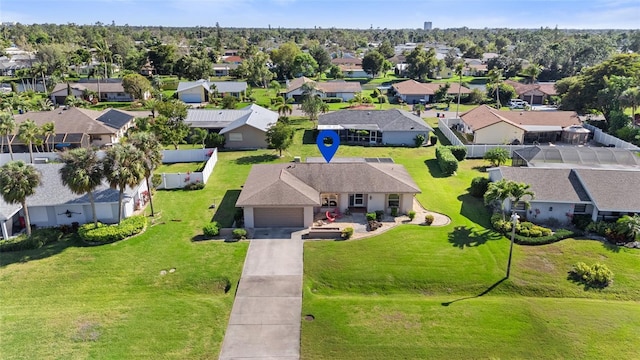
[236,162,421,228]
[505,80,557,105]
[392,79,472,104]
[458,105,582,144]
[284,77,362,102]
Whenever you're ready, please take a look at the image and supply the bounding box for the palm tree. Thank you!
[94,39,112,81]
[0,112,16,160]
[145,98,160,118]
[59,148,103,226]
[455,62,465,118]
[277,102,293,117]
[128,132,163,217]
[41,122,55,152]
[0,161,41,236]
[620,87,640,119]
[523,64,542,84]
[507,181,535,211]
[32,62,48,95]
[488,68,504,107]
[18,119,40,163]
[103,143,146,223]
[38,98,53,111]
[484,179,511,220]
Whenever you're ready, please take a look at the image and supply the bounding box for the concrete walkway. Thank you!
[219,232,304,360]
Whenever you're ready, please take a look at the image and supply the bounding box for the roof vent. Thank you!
[367,112,371,115]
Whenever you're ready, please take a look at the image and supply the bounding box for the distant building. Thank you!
[424,21,432,30]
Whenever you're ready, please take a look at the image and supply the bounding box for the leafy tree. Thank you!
[103,144,146,223]
[269,80,281,95]
[608,110,631,133]
[620,87,640,118]
[270,41,302,79]
[148,44,179,75]
[483,147,510,167]
[189,127,208,148]
[301,95,323,122]
[221,95,239,109]
[122,73,152,100]
[328,64,344,79]
[58,148,103,226]
[128,132,163,217]
[523,64,542,84]
[616,214,640,241]
[152,99,189,149]
[291,53,318,78]
[308,45,332,76]
[18,119,40,163]
[236,51,273,88]
[487,82,516,107]
[206,133,226,148]
[377,39,395,59]
[434,83,451,103]
[0,161,41,236]
[362,50,385,78]
[265,121,294,157]
[0,112,16,160]
[405,45,438,81]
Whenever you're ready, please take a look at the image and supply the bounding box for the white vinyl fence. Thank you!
[582,124,640,150]
[156,148,218,190]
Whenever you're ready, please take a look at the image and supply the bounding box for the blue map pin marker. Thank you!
[316,130,340,163]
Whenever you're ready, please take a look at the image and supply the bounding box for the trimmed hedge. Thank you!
[0,228,63,252]
[447,145,468,161]
[435,146,458,176]
[203,222,220,237]
[322,97,343,103]
[469,177,489,198]
[490,213,577,245]
[78,215,147,243]
[514,229,577,245]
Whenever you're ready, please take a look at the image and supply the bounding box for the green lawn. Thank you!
[156,161,206,173]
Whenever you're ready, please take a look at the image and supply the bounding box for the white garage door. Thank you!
[180,94,202,103]
[253,207,304,227]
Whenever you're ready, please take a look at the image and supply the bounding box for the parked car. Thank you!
[508,99,529,109]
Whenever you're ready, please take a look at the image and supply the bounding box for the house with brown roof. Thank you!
[504,80,557,105]
[458,105,583,144]
[338,64,371,78]
[489,166,640,224]
[49,79,150,105]
[392,79,471,104]
[236,161,421,227]
[284,77,362,102]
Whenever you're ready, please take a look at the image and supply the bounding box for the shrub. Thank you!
[514,228,577,245]
[414,134,425,147]
[447,145,467,161]
[469,177,489,197]
[375,210,385,221]
[366,212,377,221]
[206,133,226,148]
[78,216,147,243]
[528,229,542,237]
[430,135,438,146]
[232,228,247,240]
[519,228,530,237]
[390,207,398,217]
[341,227,354,240]
[0,228,63,252]
[425,214,434,225]
[435,146,458,176]
[203,222,220,237]
[569,262,614,287]
[483,147,510,167]
[322,97,343,103]
[407,210,416,220]
[184,181,205,190]
[572,214,592,230]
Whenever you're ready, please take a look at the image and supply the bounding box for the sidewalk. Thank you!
[219,233,304,360]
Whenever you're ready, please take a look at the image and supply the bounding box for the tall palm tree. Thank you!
[484,179,511,220]
[488,68,504,108]
[507,181,535,211]
[18,119,40,163]
[59,148,103,226]
[620,87,640,119]
[455,62,465,118]
[41,122,55,152]
[277,102,293,117]
[128,132,163,217]
[94,39,112,81]
[523,64,542,84]
[103,143,146,223]
[144,98,160,118]
[0,112,16,160]
[0,161,41,236]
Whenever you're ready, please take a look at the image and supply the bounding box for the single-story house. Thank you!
[8,107,139,151]
[50,79,148,104]
[512,146,640,169]
[212,63,238,77]
[339,64,371,78]
[457,105,583,144]
[488,166,640,224]
[0,163,147,239]
[318,109,433,146]
[184,104,277,149]
[177,80,247,103]
[236,161,421,227]
[222,55,243,64]
[284,77,362,102]
[331,57,362,66]
[505,80,557,105]
[392,79,472,104]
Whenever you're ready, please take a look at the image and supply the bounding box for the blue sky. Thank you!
[1,0,639,29]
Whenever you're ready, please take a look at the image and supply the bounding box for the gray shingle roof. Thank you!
[574,168,640,212]
[236,162,421,207]
[498,167,590,203]
[318,110,433,132]
[13,108,116,135]
[186,104,277,133]
[219,104,278,134]
[210,81,247,93]
[96,109,135,130]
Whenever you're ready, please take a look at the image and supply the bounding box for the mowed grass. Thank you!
[0,157,253,358]
[155,161,206,173]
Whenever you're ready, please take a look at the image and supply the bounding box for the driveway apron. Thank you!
[219,235,303,360]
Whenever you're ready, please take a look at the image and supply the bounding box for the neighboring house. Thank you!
[177,80,247,103]
[0,163,147,239]
[284,77,362,102]
[392,79,472,104]
[512,146,640,169]
[222,55,243,64]
[9,107,139,150]
[331,57,362,67]
[212,63,238,77]
[185,104,277,149]
[318,109,434,146]
[50,79,149,104]
[458,105,583,144]
[504,80,557,105]
[139,60,155,76]
[463,59,488,76]
[488,166,640,224]
[339,64,371,78]
[236,161,421,227]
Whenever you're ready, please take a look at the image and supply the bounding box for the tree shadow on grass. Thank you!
[432,128,452,146]
[235,154,279,165]
[211,190,241,227]
[472,165,489,172]
[424,159,448,178]
[441,277,507,306]
[458,193,493,229]
[448,226,503,249]
[0,234,87,268]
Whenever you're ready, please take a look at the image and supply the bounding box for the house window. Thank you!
[321,194,338,207]
[513,201,526,211]
[388,194,400,208]
[228,133,243,141]
[574,204,587,213]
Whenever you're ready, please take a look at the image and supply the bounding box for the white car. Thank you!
[508,99,529,109]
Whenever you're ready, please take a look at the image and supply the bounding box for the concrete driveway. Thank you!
[219,234,303,360]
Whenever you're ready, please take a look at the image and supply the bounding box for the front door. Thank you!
[349,193,366,207]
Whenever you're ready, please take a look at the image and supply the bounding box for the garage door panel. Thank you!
[254,207,303,227]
